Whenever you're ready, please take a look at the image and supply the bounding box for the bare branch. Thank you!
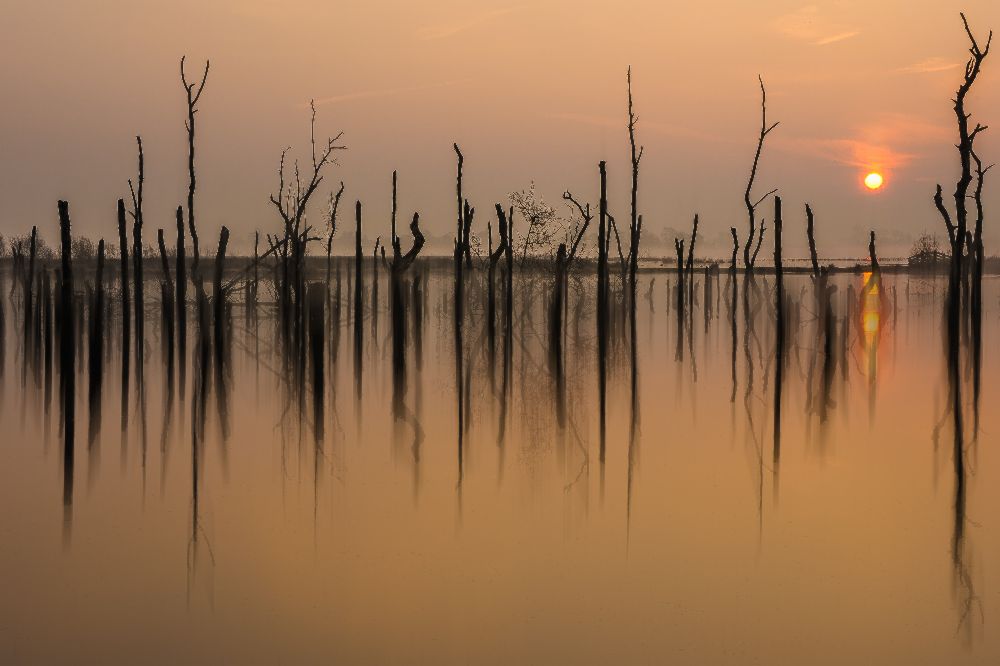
[752,188,779,210]
[934,184,957,247]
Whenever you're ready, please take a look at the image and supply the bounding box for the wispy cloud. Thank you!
[310,79,470,108]
[815,31,860,46]
[773,6,860,46]
[775,113,949,170]
[778,137,917,170]
[897,57,961,74]
[543,112,722,142]
[416,7,520,41]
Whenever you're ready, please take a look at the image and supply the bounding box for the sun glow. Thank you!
[864,172,884,190]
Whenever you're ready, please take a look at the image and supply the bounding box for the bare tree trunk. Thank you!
[742,76,779,272]
[596,161,609,466]
[181,56,210,276]
[57,200,76,534]
[130,139,145,371]
[175,205,186,383]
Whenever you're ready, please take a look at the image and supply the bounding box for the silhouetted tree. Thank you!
[181,55,210,275]
[127,137,145,366]
[743,76,779,271]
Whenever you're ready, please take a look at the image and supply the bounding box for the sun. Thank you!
[864,172,884,191]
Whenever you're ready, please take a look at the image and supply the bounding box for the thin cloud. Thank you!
[778,136,917,170]
[544,112,616,129]
[815,31,860,46]
[310,79,470,107]
[897,57,961,74]
[773,6,860,46]
[775,113,950,170]
[544,112,722,142]
[416,7,520,40]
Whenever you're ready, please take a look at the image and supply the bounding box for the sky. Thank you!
[2,0,998,259]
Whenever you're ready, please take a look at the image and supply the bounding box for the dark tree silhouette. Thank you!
[743,76,779,272]
[626,66,644,286]
[127,137,145,367]
[181,55,210,275]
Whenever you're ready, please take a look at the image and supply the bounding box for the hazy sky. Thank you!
[3,0,998,258]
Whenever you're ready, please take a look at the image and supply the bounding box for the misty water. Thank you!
[1,263,999,665]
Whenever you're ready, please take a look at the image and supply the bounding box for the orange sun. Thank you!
[864,172,884,190]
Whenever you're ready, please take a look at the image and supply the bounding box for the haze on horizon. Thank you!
[2,0,998,259]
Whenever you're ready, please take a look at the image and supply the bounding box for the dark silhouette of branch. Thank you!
[562,191,592,266]
[869,230,879,272]
[685,214,699,276]
[490,204,509,268]
[157,229,174,294]
[326,181,345,259]
[392,213,425,274]
[729,227,739,273]
[608,213,627,280]
[935,184,957,246]
[453,143,474,267]
[806,204,819,279]
[751,220,767,267]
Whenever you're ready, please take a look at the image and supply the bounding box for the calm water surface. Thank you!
[0,265,998,664]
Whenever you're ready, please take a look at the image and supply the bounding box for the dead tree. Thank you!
[674,238,686,312]
[88,239,106,445]
[157,228,175,372]
[353,201,363,398]
[57,201,76,518]
[773,196,785,467]
[806,204,820,278]
[626,66,644,287]
[23,226,37,354]
[488,205,510,356]
[868,231,880,274]
[453,143,475,471]
[970,146,992,427]
[390,208,426,407]
[128,137,145,366]
[550,191,594,425]
[175,205,186,385]
[212,226,230,366]
[743,76,779,272]
[596,160,609,465]
[157,229,174,295]
[729,228,739,274]
[453,144,473,269]
[326,181,345,286]
[181,55,210,275]
[933,14,992,320]
[685,214,699,305]
[117,200,130,364]
[269,100,346,344]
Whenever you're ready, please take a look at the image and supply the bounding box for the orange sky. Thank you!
[2,0,998,257]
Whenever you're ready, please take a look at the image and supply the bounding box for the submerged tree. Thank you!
[930,13,992,636]
[626,66,644,288]
[933,14,991,274]
[180,55,210,276]
[269,100,346,348]
[743,76,779,272]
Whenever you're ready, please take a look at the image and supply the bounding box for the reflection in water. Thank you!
[0,256,998,663]
[861,269,883,427]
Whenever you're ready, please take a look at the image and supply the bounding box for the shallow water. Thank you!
[0,264,998,664]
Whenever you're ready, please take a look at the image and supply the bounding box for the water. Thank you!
[0,264,998,664]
